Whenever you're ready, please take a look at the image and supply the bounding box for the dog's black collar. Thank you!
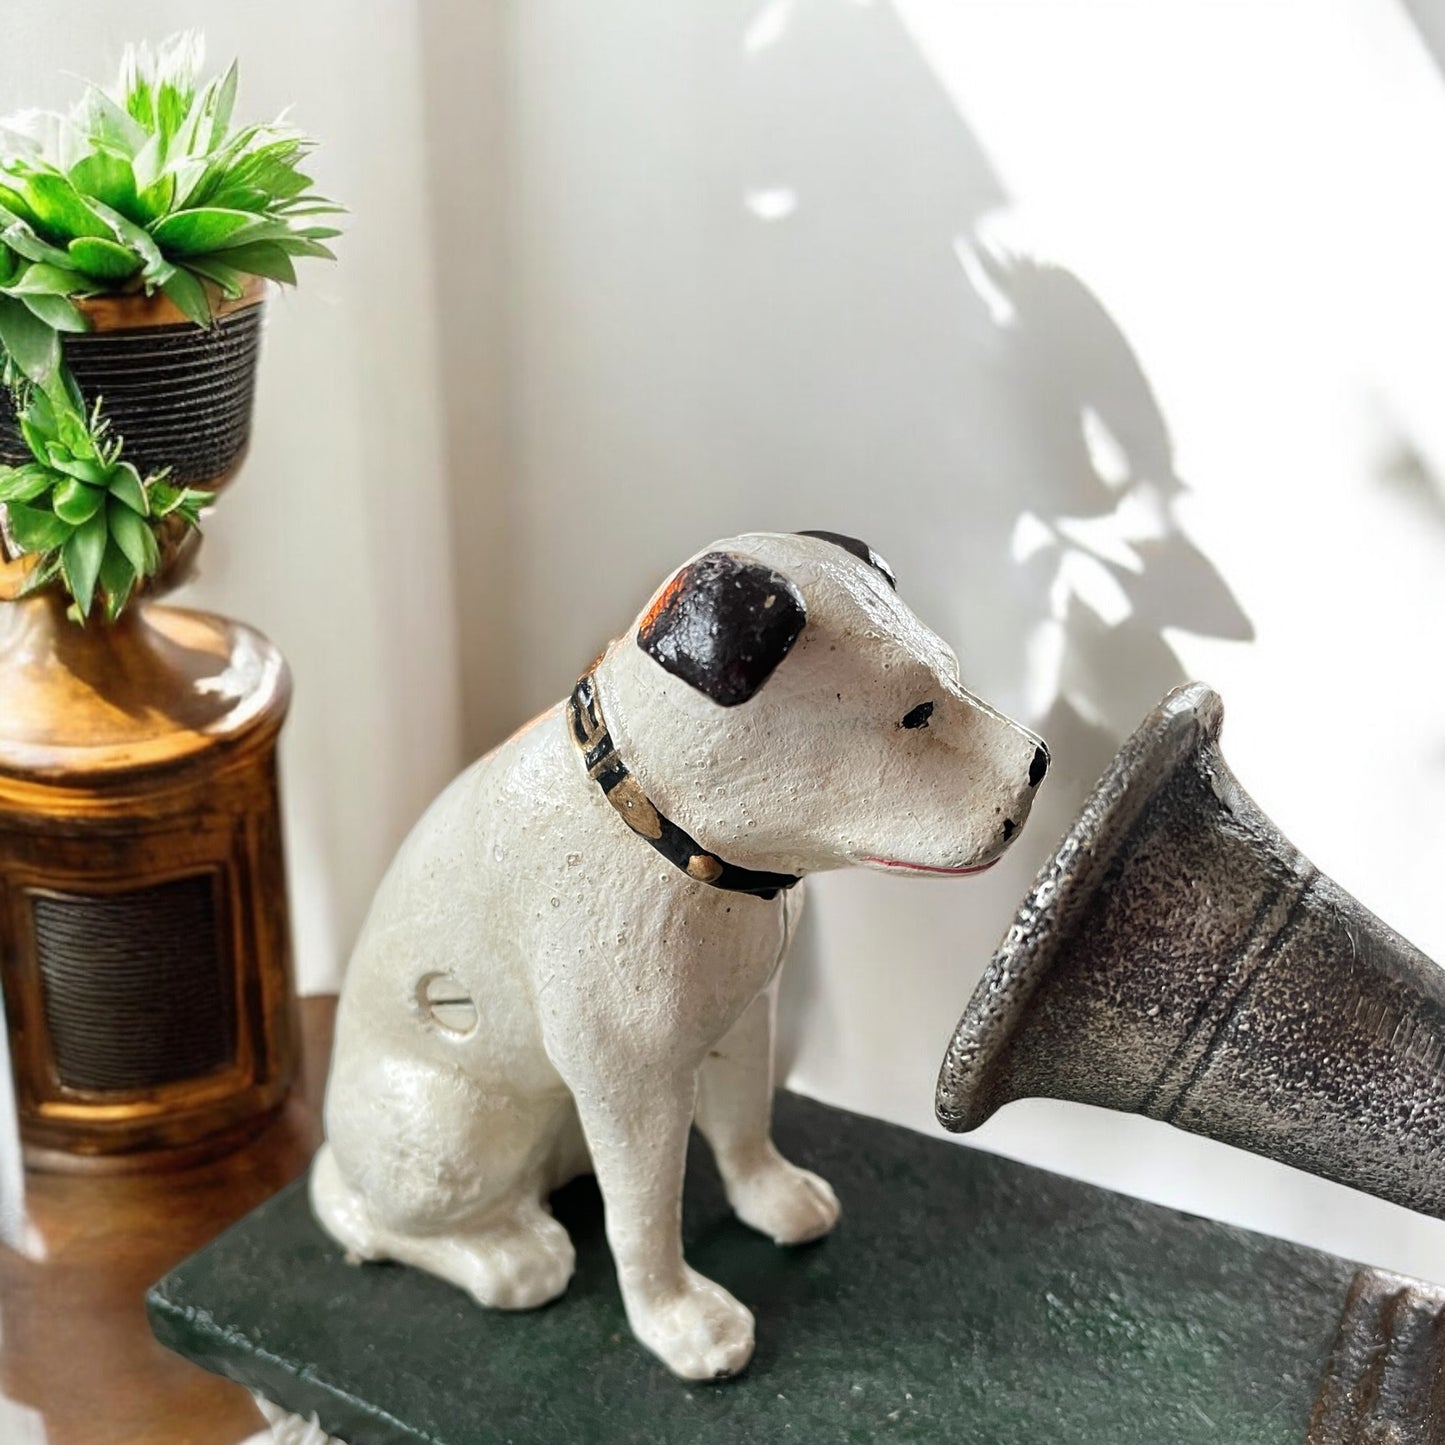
[567,672,801,900]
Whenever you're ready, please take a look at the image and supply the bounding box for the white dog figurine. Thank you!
[311,530,1048,1379]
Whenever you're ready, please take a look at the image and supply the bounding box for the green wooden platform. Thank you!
[149,1093,1397,1444]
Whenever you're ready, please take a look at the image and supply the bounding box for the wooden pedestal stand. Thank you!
[0,277,297,1172]
[0,570,297,1172]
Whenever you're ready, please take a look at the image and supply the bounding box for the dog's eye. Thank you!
[899,701,934,730]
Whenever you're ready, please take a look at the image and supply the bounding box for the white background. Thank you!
[4,0,1445,1306]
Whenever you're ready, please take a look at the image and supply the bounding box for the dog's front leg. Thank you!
[695,983,841,1246]
[566,1063,755,1379]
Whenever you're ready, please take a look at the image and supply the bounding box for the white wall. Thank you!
[503,0,1445,1281]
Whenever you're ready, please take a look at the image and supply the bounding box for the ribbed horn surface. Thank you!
[936,683,1445,1219]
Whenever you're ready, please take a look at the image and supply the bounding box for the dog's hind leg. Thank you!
[313,1045,579,1310]
[311,1140,576,1310]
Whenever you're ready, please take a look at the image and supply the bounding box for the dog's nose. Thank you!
[1028,744,1050,789]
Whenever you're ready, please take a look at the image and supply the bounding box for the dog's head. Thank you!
[594,530,1048,879]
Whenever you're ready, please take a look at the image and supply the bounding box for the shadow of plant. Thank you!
[733,0,1253,1082]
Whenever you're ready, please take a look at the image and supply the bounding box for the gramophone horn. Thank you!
[936,683,1445,1218]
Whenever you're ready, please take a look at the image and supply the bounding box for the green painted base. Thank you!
[150,1093,1377,1444]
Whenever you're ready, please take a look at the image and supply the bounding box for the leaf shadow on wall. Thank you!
[973,243,1254,789]
[758,1,1253,1085]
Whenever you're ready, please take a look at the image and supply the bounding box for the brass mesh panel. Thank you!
[33,876,236,1093]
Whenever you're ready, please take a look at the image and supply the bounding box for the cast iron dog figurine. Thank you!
[311,530,1048,1379]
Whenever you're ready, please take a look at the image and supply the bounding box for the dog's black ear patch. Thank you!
[797,529,897,590]
[638,552,806,706]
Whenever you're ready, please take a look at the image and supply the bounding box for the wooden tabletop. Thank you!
[0,994,336,1445]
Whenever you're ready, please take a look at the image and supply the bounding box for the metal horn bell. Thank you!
[936,683,1445,1218]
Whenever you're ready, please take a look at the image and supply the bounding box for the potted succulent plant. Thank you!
[0,33,340,617]
[0,37,341,1172]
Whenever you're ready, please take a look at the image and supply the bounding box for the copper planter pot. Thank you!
[0,278,265,487]
[936,683,1445,1218]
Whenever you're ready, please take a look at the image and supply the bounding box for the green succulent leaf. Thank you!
[67,235,142,281]
[158,264,212,326]
[183,123,263,208]
[18,291,87,332]
[60,506,108,614]
[181,255,247,298]
[107,494,158,576]
[270,235,335,261]
[45,443,108,485]
[97,538,138,619]
[150,205,264,255]
[6,500,72,552]
[207,240,295,286]
[136,169,176,222]
[84,198,167,279]
[0,184,39,227]
[155,81,192,153]
[108,461,149,514]
[17,169,114,240]
[0,294,60,383]
[0,219,77,269]
[147,479,182,515]
[50,403,93,455]
[4,262,81,297]
[218,138,313,202]
[18,551,62,597]
[52,367,86,415]
[77,87,147,158]
[51,475,105,524]
[129,129,164,195]
[0,464,53,503]
[18,411,49,460]
[68,151,141,222]
[123,58,156,130]
[2,261,90,334]
[205,61,239,154]
[150,479,209,521]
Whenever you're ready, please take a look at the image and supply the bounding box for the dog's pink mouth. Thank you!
[861,856,1000,876]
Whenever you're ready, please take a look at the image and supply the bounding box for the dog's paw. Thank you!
[727,1151,841,1246]
[627,1267,756,1380]
[456,1208,577,1311]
